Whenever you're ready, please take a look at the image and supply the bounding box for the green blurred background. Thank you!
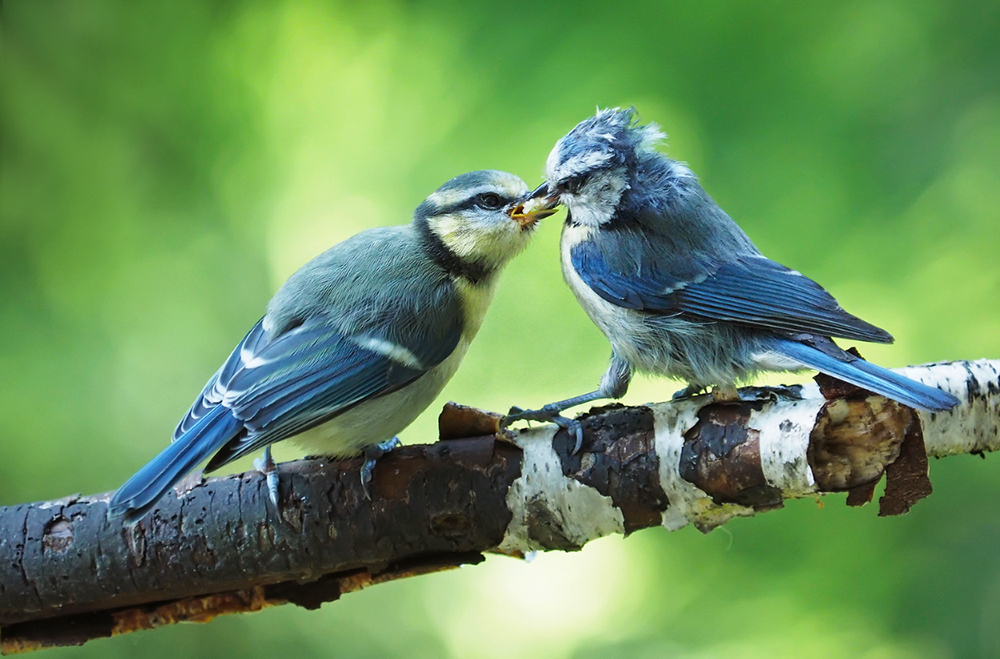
[4,0,1000,657]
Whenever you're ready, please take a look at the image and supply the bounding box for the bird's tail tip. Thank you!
[775,339,960,413]
[107,406,240,523]
[905,384,960,412]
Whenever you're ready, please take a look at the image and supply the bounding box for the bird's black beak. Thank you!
[526,181,551,201]
[507,182,560,229]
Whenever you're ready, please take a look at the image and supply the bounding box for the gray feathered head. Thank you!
[545,107,665,186]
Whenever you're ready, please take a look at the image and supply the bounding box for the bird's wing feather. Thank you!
[199,315,462,471]
[571,240,893,343]
[172,319,270,440]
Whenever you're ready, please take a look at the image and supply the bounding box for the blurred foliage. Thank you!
[3,0,1000,657]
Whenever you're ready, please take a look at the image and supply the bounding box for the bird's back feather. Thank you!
[570,236,893,343]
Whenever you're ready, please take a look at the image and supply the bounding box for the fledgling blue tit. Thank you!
[109,170,554,523]
[506,108,958,448]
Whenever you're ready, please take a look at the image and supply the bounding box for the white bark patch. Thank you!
[499,426,625,553]
[753,390,823,495]
[651,399,755,532]
[897,359,1000,456]
[651,387,824,532]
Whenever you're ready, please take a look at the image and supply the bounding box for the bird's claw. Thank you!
[737,384,804,402]
[360,437,400,500]
[503,406,585,455]
[672,384,805,404]
[253,446,280,508]
[672,384,706,401]
[503,403,564,425]
[558,415,585,456]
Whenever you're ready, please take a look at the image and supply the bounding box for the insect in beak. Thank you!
[507,183,560,229]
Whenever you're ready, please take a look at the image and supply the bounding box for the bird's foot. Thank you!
[360,437,401,500]
[672,384,707,400]
[504,405,585,455]
[737,384,805,403]
[253,446,280,508]
[674,384,805,405]
[503,403,568,425]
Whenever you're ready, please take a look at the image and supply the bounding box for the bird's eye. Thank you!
[474,192,504,210]
[561,176,584,195]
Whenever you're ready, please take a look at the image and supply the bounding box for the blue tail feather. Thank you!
[108,405,242,523]
[774,339,959,412]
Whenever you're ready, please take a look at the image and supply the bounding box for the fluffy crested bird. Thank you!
[506,108,958,446]
[110,170,554,522]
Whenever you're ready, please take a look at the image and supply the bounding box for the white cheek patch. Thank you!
[431,214,479,259]
[562,170,629,226]
[499,425,625,553]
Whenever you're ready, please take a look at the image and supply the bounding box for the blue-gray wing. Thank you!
[173,320,269,441]
[571,240,893,344]
[174,314,461,472]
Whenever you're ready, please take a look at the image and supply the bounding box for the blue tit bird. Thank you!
[109,170,554,523]
[506,108,958,447]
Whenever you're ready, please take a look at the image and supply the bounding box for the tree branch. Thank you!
[1,360,997,654]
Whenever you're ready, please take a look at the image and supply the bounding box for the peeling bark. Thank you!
[1,360,998,654]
